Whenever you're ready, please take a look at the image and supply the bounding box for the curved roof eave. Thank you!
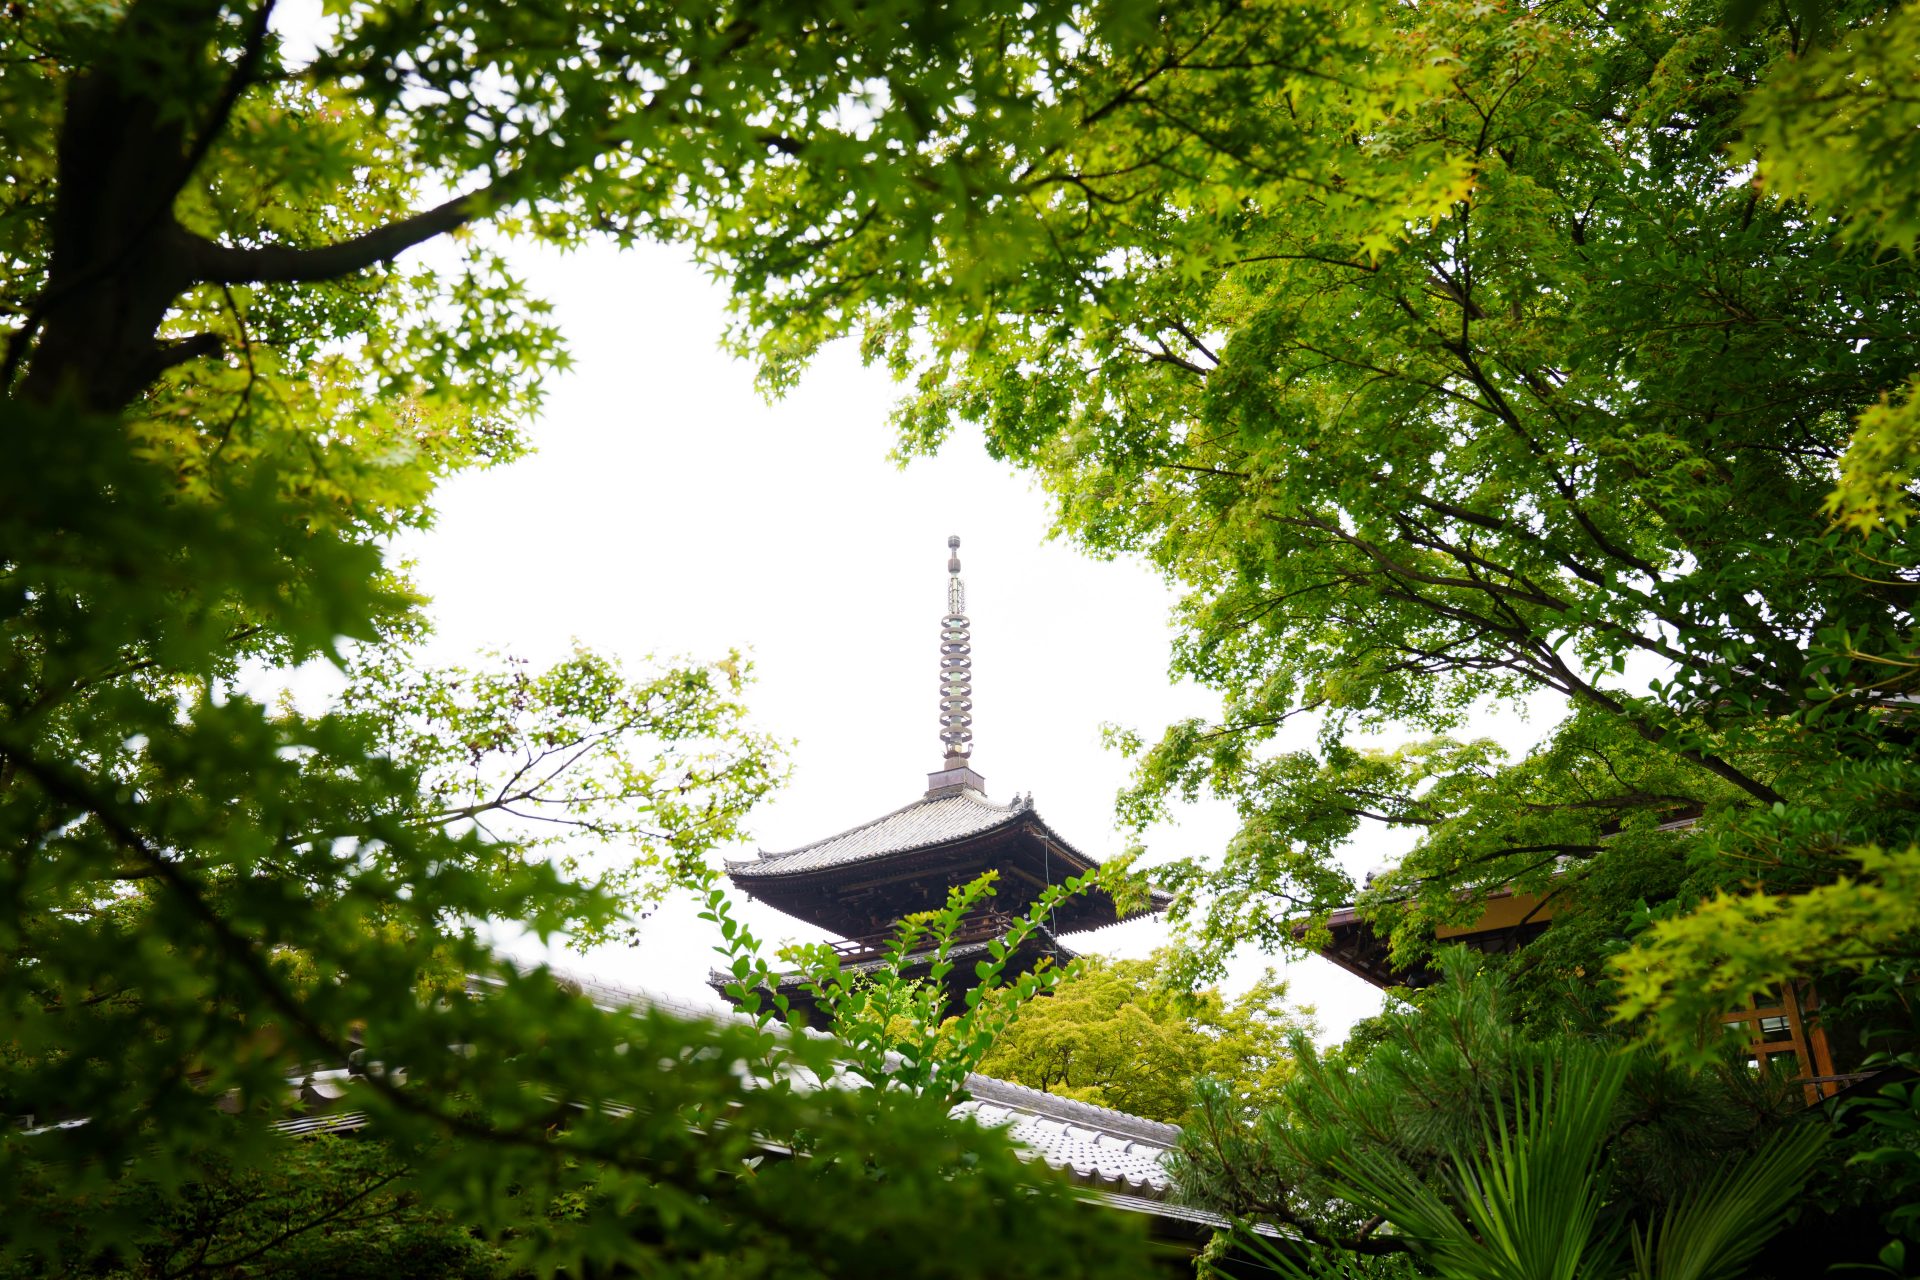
[725,790,1103,882]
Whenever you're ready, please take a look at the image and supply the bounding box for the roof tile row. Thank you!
[729,788,1033,877]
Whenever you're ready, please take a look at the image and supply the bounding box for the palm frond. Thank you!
[1628,1122,1828,1280]
[1327,1051,1631,1280]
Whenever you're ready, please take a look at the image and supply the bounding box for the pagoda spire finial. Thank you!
[939,536,973,765]
[926,538,986,797]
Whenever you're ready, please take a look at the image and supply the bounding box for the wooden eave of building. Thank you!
[726,787,1171,938]
[1310,889,1863,1108]
[1305,889,1560,991]
[1309,817,1701,989]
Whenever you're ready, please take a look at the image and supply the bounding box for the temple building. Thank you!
[713,536,1168,1015]
[1314,887,1560,990]
[1310,884,1844,1104]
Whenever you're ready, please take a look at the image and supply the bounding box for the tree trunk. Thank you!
[15,0,219,412]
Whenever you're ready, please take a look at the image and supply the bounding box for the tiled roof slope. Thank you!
[957,1075,1177,1195]
[729,788,1043,878]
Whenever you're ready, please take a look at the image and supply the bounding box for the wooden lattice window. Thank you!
[1719,984,1838,1104]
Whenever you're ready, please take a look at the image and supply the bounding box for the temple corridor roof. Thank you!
[566,970,1179,1198]
[957,1075,1178,1195]
[476,967,1181,1199]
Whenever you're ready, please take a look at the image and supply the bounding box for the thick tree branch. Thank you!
[192,187,493,284]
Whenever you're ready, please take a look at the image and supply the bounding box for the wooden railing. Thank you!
[827,910,1020,966]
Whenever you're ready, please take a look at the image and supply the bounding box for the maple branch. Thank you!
[192,187,495,284]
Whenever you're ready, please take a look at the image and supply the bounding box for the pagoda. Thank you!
[713,536,1168,1016]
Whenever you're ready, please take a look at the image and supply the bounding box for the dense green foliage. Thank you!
[975,951,1310,1123]
[1232,1050,1826,1280]
[1176,971,1796,1251]
[10,0,1919,1270]
[1,1,1168,1275]
[6,1134,508,1279]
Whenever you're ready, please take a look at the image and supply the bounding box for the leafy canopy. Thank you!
[974,951,1312,1123]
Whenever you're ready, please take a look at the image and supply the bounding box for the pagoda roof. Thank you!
[729,787,1065,880]
[801,926,1082,983]
[725,785,1171,938]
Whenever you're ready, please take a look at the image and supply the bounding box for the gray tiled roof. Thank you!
[729,788,1036,878]
[955,1074,1178,1195]
[962,1074,1182,1147]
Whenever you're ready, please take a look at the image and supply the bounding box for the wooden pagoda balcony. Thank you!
[825,910,1023,968]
